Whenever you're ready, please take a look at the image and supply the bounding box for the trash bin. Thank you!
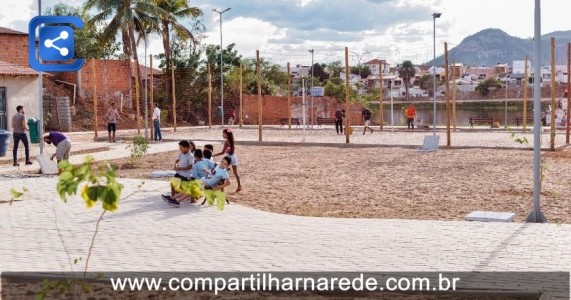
[27,117,40,144]
[0,130,10,157]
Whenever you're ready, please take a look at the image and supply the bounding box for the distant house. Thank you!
[290,65,310,79]
[465,66,496,80]
[363,59,390,76]
[0,60,40,130]
[0,27,29,67]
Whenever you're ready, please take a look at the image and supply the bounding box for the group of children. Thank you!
[162,128,242,208]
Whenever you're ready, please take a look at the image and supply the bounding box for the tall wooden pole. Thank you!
[239,62,243,128]
[444,43,451,146]
[452,59,457,129]
[378,61,383,130]
[92,60,98,139]
[149,55,154,139]
[287,62,292,129]
[550,38,556,151]
[171,60,177,132]
[567,43,570,144]
[523,56,529,132]
[208,64,212,128]
[134,60,141,134]
[344,47,350,144]
[257,50,262,142]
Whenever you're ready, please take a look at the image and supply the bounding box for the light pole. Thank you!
[432,12,441,136]
[351,51,371,91]
[309,49,314,129]
[213,7,231,126]
[504,64,508,129]
[38,0,44,154]
[144,32,149,139]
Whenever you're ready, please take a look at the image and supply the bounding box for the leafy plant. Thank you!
[475,78,503,97]
[9,187,27,205]
[128,135,150,159]
[170,177,227,210]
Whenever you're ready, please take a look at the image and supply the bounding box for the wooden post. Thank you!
[171,60,177,132]
[239,62,243,128]
[92,60,98,139]
[378,61,383,130]
[523,56,528,132]
[287,62,292,129]
[452,59,457,129]
[444,43,451,146]
[567,43,570,144]
[149,55,154,139]
[550,38,556,151]
[344,47,350,144]
[208,64,212,128]
[134,59,141,134]
[257,50,262,142]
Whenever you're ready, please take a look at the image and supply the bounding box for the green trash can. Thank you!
[27,117,40,144]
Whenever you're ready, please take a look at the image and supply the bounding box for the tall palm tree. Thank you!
[84,0,167,133]
[397,60,417,101]
[144,0,202,93]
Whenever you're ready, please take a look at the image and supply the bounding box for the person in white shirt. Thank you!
[152,103,162,141]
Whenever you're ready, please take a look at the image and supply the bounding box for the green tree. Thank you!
[45,3,120,59]
[327,61,343,78]
[397,60,416,101]
[415,74,435,96]
[350,65,371,79]
[309,63,330,83]
[475,78,503,97]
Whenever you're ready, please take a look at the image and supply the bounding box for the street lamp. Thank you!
[213,7,231,126]
[309,49,314,128]
[144,29,151,139]
[432,12,441,136]
[351,50,371,82]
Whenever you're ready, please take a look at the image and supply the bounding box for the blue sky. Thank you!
[1,0,570,66]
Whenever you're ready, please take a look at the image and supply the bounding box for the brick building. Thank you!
[0,27,29,67]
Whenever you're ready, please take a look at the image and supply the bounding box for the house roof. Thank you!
[0,60,39,76]
[0,27,27,35]
[364,59,387,65]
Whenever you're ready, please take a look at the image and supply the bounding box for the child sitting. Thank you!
[167,140,194,198]
[204,144,215,162]
[203,149,216,170]
[165,157,231,207]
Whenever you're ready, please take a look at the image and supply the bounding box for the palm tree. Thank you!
[84,0,167,133]
[397,60,417,101]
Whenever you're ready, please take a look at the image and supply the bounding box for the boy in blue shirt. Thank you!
[165,140,194,199]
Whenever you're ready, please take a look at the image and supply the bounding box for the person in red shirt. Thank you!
[405,104,417,130]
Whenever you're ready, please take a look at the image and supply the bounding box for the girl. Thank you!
[215,128,242,192]
[188,140,197,156]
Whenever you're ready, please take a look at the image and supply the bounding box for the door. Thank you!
[0,87,6,130]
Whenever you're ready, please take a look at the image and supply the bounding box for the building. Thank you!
[0,27,29,67]
[0,60,41,131]
[363,59,390,76]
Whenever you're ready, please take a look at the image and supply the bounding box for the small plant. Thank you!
[170,178,227,210]
[128,135,150,159]
[9,187,27,205]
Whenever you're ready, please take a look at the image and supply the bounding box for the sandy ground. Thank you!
[107,144,571,224]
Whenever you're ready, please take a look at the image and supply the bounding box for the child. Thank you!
[167,157,232,207]
[203,149,216,170]
[214,128,242,192]
[189,149,210,180]
[204,144,214,162]
[189,141,197,156]
[166,140,194,199]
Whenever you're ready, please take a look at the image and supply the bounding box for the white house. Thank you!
[0,60,40,131]
[363,59,390,76]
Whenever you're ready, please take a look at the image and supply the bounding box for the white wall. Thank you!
[0,76,40,131]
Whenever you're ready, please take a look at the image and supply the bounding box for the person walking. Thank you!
[335,107,345,135]
[11,105,32,166]
[405,104,417,130]
[362,107,374,134]
[106,102,120,142]
[43,131,72,164]
[152,103,162,142]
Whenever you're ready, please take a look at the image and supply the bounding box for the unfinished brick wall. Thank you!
[242,95,364,125]
[0,34,29,67]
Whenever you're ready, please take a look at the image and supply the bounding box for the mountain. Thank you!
[426,28,571,66]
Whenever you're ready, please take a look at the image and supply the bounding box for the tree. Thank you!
[415,74,435,96]
[309,63,330,83]
[397,60,416,101]
[45,3,120,59]
[327,61,343,78]
[475,78,503,97]
[350,65,371,79]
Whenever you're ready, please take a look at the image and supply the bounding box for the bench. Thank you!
[515,117,534,126]
[469,117,493,128]
[280,118,300,127]
[317,117,336,127]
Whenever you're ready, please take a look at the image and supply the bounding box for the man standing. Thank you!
[362,107,374,135]
[11,105,32,166]
[107,102,120,143]
[405,104,417,130]
[335,107,345,135]
[152,103,162,142]
[43,132,71,164]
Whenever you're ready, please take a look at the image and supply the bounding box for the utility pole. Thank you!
[212,8,231,126]
[309,49,314,129]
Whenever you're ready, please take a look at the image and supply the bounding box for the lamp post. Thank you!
[504,64,508,129]
[351,51,371,92]
[38,0,44,154]
[144,31,150,139]
[309,49,314,129]
[432,13,441,136]
[213,7,231,126]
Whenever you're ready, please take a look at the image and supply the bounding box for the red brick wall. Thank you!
[0,34,29,67]
[242,95,364,125]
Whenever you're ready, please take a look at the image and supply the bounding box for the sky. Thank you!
[1,0,570,66]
